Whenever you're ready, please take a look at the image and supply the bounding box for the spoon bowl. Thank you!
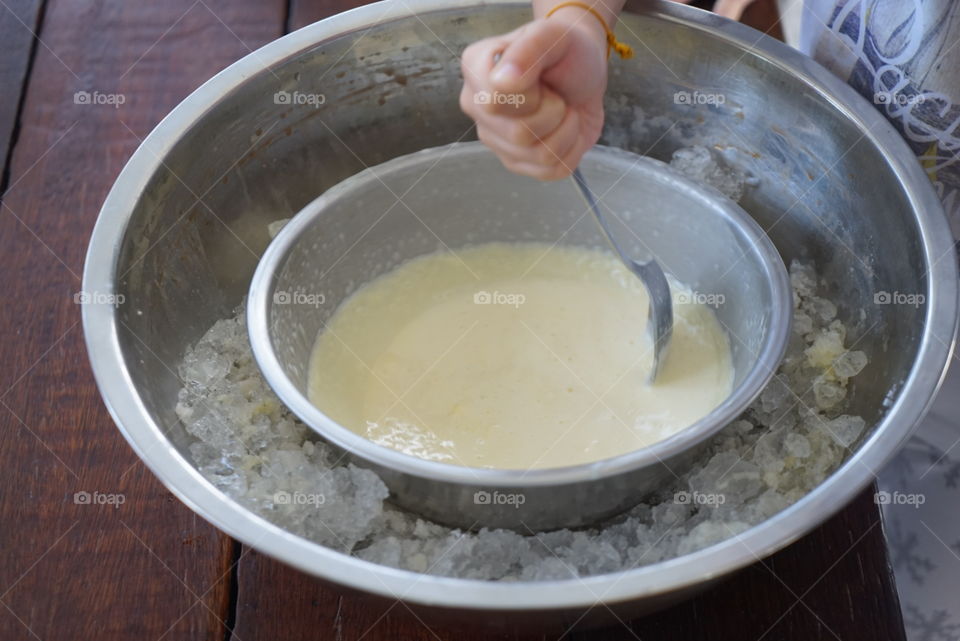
[570,167,673,382]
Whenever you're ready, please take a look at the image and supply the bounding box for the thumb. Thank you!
[489,20,576,94]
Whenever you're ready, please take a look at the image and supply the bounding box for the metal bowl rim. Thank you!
[246,140,794,487]
[81,0,958,611]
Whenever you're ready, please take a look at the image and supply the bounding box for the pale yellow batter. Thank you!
[307,243,733,470]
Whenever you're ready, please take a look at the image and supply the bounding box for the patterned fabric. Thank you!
[802,0,960,239]
[876,367,960,641]
[800,3,960,640]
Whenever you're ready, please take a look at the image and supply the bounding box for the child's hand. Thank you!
[459,8,610,181]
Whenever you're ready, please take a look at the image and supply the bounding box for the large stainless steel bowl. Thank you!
[82,0,958,626]
[246,141,792,531]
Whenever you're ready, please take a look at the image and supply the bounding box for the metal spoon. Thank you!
[485,52,671,381]
[570,168,673,383]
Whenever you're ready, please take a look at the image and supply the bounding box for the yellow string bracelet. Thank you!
[545,1,634,60]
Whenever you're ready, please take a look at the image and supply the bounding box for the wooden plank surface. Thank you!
[290,0,785,33]
[741,0,785,41]
[0,0,44,184]
[683,0,785,39]
[1,0,905,639]
[0,0,285,639]
[288,0,348,30]
[228,487,904,640]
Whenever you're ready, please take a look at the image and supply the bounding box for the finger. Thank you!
[459,68,540,120]
[507,139,594,183]
[500,156,568,181]
[476,123,529,162]
[459,82,485,121]
[476,108,579,176]
[477,124,558,175]
[478,87,566,145]
[515,110,600,181]
[462,32,541,117]
[536,108,581,170]
[460,34,512,87]
[556,138,593,179]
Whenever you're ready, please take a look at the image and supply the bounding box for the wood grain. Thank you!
[630,0,785,41]
[227,487,904,640]
[0,0,44,184]
[288,0,351,31]
[741,0,785,41]
[0,0,285,639]
[291,0,785,36]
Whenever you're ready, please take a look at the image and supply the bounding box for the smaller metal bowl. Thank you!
[247,142,791,531]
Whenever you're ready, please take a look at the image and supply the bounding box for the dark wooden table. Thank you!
[0,1,904,638]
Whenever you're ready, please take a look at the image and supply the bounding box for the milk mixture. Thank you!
[307,243,733,470]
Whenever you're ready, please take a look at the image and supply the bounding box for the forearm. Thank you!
[532,0,627,28]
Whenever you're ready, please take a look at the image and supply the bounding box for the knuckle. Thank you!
[532,144,559,166]
[477,128,513,159]
[505,121,534,145]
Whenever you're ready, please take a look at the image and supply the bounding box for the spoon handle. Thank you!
[569,168,673,383]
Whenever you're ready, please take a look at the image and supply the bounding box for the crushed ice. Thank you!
[175,148,870,581]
